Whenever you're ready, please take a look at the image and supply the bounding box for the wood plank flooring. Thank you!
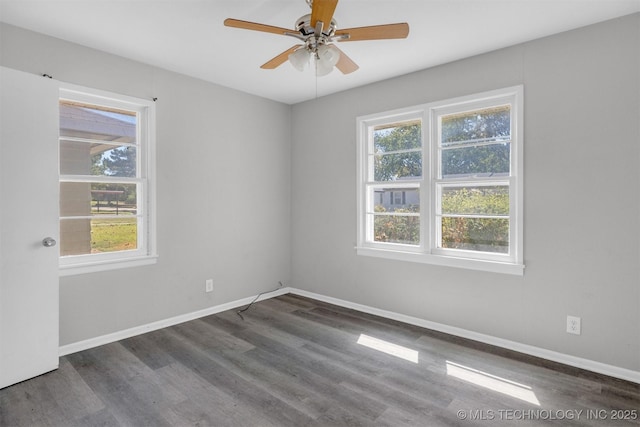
[1,294,639,426]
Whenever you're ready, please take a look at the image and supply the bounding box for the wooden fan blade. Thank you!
[310,0,339,33]
[224,18,292,36]
[333,46,359,74]
[335,23,409,41]
[261,45,304,69]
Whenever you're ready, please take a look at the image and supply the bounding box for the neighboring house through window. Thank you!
[59,86,156,274]
[357,86,523,274]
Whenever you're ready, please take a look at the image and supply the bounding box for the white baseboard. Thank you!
[58,287,291,357]
[59,286,639,385]
[288,288,640,385]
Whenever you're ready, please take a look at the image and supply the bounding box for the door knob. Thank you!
[42,237,57,247]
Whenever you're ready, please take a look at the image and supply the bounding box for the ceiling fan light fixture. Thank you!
[315,44,340,76]
[315,57,333,76]
[289,47,311,71]
[317,44,340,66]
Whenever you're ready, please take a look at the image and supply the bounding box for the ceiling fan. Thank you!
[224,0,409,76]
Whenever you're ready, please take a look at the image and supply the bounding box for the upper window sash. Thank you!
[366,112,424,184]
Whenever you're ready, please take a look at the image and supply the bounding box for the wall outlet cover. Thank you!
[566,315,581,335]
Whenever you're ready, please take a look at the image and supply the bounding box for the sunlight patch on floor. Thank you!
[446,360,540,405]
[357,334,419,363]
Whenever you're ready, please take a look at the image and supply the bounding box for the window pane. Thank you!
[60,141,137,177]
[372,187,420,213]
[91,217,138,253]
[60,182,138,217]
[59,218,92,256]
[374,152,422,181]
[60,182,92,217]
[441,217,509,253]
[441,105,510,145]
[373,214,420,245]
[91,183,137,215]
[60,217,138,255]
[441,186,509,216]
[374,121,421,152]
[441,143,510,178]
[60,101,136,143]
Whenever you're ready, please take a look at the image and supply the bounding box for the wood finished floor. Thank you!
[1,294,639,426]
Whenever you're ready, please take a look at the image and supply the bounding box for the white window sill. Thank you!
[59,255,158,276]
[356,246,524,276]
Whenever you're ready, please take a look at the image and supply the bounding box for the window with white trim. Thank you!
[59,86,156,274]
[357,86,523,274]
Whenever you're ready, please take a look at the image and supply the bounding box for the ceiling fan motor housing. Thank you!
[296,14,337,36]
[295,14,338,53]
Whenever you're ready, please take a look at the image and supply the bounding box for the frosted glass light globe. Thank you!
[289,47,310,71]
[315,44,340,76]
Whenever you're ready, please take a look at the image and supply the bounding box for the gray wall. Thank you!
[290,14,640,371]
[1,23,292,346]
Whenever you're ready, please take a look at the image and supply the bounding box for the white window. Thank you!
[357,86,523,275]
[362,114,423,247]
[59,86,156,275]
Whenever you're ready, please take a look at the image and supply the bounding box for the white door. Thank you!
[0,66,60,388]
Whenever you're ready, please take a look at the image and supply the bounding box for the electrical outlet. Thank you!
[205,279,214,293]
[566,315,581,335]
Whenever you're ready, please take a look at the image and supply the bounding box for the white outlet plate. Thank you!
[566,315,581,335]
[205,279,213,293]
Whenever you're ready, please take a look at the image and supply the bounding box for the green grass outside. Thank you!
[91,217,137,253]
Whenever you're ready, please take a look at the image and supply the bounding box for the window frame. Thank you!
[356,86,524,275]
[58,84,157,275]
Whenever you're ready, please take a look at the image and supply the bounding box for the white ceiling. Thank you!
[1,1,639,104]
